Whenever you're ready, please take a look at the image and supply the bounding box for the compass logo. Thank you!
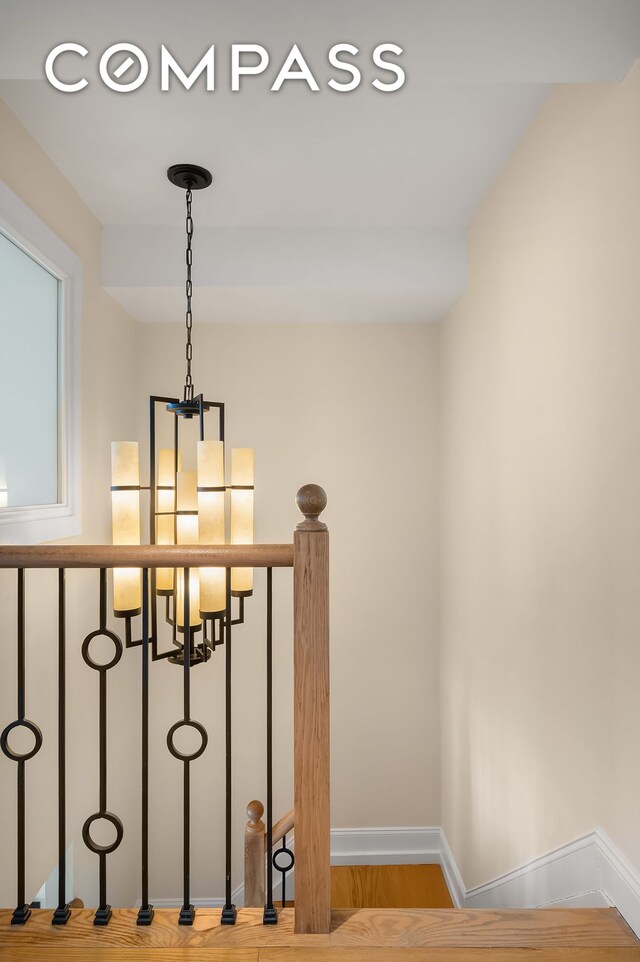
[44,43,406,93]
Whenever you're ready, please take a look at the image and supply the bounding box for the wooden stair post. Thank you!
[244,801,266,908]
[293,484,330,934]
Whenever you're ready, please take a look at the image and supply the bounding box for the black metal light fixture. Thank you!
[110,164,254,666]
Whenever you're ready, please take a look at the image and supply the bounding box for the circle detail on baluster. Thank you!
[82,811,124,855]
[0,719,43,762]
[272,846,295,874]
[167,719,208,761]
[82,629,123,672]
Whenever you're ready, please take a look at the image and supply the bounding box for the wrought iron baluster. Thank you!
[181,568,192,924]
[15,568,28,923]
[221,566,237,924]
[81,568,124,926]
[52,568,71,925]
[1,568,43,925]
[137,569,154,925]
[263,567,277,924]
[166,568,208,925]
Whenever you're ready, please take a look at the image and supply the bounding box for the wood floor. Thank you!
[0,906,637,961]
[2,949,640,962]
[0,867,637,961]
[331,864,453,909]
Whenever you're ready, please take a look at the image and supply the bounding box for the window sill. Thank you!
[0,503,81,545]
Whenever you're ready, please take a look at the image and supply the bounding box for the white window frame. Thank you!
[0,179,82,544]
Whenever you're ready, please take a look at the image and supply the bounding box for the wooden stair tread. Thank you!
[0,946,640,962]
[262,951,640,962]
[330,907,637,947]
[331,864,454,909]
[0,907,635,951]
[2,948,640,962]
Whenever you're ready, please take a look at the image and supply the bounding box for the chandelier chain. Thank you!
[184,187,194,402]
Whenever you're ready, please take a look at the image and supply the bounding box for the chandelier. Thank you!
[109,164,254,666]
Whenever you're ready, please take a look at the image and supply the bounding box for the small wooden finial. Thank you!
[296,484,328,531]
[246,799,265,834]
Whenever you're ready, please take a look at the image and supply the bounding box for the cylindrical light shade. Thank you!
[197,440,226,614]
[176,568,201,631]
[177,470,198,516]
[111,441,141,616]
[230,448,254,595]
[156,448,181,593]
[176,471,201,629]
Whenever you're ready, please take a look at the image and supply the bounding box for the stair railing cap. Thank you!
[296,484,327,531]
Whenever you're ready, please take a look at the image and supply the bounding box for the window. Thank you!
[0,180,81,543]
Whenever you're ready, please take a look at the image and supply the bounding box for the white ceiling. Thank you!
[0,81,549,230]
[0,0,638,323]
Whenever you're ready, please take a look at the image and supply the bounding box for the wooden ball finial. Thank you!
[296,484,328,531]
[246,799,265,834]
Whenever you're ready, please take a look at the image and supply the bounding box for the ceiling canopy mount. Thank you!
[166,164,213,191]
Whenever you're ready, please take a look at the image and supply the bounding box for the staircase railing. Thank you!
[0,484,330,934]
[244,803,295,909]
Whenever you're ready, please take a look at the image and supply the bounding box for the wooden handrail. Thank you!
[270,808,294,850]
[0,543,293,569]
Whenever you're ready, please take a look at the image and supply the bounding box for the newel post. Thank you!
[293,484,330,934]
[244,800,266,908]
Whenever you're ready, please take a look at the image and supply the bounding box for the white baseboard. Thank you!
[443,826,640,937]
[330,826,442,866]
[438,827,467,909]
[141,824,640,937]
[596,828,640,936]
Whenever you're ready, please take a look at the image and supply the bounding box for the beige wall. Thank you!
[134,320,441,897]
[0,99,140,907]
[440,63,640,887]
